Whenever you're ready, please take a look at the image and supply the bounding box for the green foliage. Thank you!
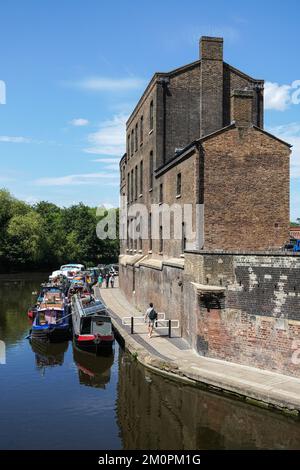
[0,189,119,272]
[291,219,300,227]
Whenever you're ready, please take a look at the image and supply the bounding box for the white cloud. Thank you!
[69,118,89,127]
[69,77,145,92]
[84,114,127,156]
[268,123,300,178]
[265,80,300,111]
[35,172,119,186]
[0,136,31,143]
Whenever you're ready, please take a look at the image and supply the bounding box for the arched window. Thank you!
[140,160,143,195]
[135,123,138,151]
[176,173,182,196]
[149,212,152,252]
[159,183,163,204]
[159,225,163,253]
[131,130,134,156]
[182,222,186,253]
[135,165,138,201]
[127,173,130,204]
[150,100,154,131]
[149,151,154,190]
[140,116,144,144]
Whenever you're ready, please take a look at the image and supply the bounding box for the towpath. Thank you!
[95,282,300,415]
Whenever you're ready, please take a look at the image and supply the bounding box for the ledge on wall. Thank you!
[119,254,146,267]
[163,258,185,269]
[191,282,226,294]
[138,257,185,271]
[139,258,163,270]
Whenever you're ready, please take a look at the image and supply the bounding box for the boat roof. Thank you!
[60,264,85,269]
[73,295,107,318]
[82,303,107,317]
[39,303,64,311]
[42,287,62,291]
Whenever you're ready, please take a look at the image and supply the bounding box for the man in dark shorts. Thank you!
[144,302,157,338]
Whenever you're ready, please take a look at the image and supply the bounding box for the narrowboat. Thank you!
[31,290,71,342]
[28,282,68,321]
[37,283,68,302]
[71,295,114,353]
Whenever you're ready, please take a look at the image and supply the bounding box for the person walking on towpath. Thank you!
[105,273,110,288]
[98,273,103,288]
[144,302,157,338]
[110,274,115,288]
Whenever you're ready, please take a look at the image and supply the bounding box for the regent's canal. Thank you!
[1,276,300,450]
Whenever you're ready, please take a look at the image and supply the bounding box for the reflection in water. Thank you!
[1,276,300,450]
[30,339,69,370]
[117,354,300,450]
[0,278,42,346]
[73,343,114,389]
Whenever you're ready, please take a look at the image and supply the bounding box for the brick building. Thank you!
[290,226,300,240]
[118,37,300,378]
[120,36,291,257]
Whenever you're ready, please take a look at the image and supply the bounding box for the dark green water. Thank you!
[1,276,300,450]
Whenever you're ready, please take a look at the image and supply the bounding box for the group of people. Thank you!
[97,272,115,289]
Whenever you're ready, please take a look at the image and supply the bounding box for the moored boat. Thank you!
[71,295,114,353]
[27,305,38,320]
[31,290,71,342]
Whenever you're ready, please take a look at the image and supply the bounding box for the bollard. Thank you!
[131,316,134,335]
[168,319,171,338]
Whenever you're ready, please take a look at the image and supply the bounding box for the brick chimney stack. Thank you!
[200,37,224,137]
[200,36,223,60]
[231,90,253,126]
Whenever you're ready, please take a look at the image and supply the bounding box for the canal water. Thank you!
[1,276,300,450]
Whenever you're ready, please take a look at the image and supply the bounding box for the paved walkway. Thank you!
[96,282,300,414]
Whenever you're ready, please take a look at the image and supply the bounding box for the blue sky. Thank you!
[0,0,299,219]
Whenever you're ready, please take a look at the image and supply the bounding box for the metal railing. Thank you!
[122,313,180,338]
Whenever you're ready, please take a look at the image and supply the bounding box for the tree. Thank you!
[0,189,119,272]
[4,211,46,267]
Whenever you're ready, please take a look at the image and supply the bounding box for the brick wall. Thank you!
[202,126,290,251]
[184,252,300,377]
[120,251,300,377]
[200,37,224,137]
[164,65,201,163]
[224,64,264,128]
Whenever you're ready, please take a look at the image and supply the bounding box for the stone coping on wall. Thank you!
[185,250,300,257]
[120,255,185,271]
[138,258,163,270]
[119,254,146,266]
[138,257,185,271]
[191,282,226,293]
[163,258,185,269]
